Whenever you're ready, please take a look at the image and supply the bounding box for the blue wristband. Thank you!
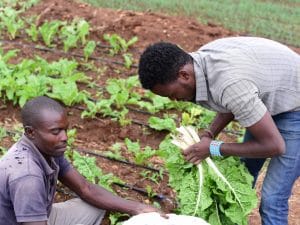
[209,140,223,157]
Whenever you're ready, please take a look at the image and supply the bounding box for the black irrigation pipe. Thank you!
[126,106,154,115]
[76,148,163,174]
[0,39,138,68]
[56,182,173,203]
[112,182,169,201]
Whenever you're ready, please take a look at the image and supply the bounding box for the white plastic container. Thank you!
[122,212,210,225]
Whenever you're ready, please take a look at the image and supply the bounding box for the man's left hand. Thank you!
[134,203,168,218]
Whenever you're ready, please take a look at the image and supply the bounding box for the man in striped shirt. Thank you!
[138,37,300,225]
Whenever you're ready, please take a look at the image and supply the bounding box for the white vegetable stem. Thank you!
[194,163,203,215]
[171,126,244,214]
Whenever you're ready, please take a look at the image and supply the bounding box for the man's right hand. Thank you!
[182,136,212,165]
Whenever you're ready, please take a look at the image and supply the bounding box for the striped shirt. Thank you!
[189,37,300,127]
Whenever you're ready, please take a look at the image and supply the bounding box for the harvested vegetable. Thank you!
[159,126,257,225]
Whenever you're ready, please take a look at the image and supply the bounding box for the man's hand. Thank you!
[182,136,211,164]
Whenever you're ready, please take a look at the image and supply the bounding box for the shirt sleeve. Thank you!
[220,79,267,127]
[55,155,72,178]
[9,175,48,222]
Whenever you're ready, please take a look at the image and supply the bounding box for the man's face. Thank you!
[151,64,196,101]
[30,109,69,158]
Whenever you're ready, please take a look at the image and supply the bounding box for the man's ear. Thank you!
[24,126,35,139]
[178,70,190,81]
[178,64,193,81]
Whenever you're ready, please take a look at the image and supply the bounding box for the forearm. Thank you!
[220,112,285,158]
[205,113,234,138]
[79,183,143,215]
[220,139,283,158]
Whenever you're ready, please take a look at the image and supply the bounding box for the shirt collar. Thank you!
[20,134,56,176]
[189,51,208,102]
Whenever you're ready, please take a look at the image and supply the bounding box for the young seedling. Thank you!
[122,53,134,69]
[25,22,39,42]
[60,23,78,52]
[76,19,90,45]
[103,33,138,56]
[0,7,24,39]
[83,40,96,61]
[39,20,62,47]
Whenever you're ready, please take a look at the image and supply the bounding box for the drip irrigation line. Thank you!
[76,148,163,174]
[132,119,148,126]
[126,106,153,115]
[73,105,86,111]
[112,182,168,201]
[56,183,174,204]
[0,39,138,68]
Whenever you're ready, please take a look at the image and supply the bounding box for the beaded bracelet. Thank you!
[209,140,223,157]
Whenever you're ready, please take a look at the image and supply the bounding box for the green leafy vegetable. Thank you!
[159,126,257,225]
[148,116,176,132]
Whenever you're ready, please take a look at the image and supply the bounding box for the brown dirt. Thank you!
[0,0,299,224]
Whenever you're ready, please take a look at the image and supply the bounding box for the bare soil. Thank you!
[0,0,299,224]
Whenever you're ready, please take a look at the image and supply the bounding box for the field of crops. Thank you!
[0,0,299,224]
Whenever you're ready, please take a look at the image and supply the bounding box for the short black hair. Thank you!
[138,42,193,90]
[21,96,65,127]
